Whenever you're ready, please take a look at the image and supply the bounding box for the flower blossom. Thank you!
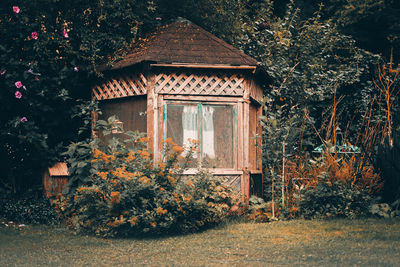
[27,69,41,76]
[62,30,69,38]
[15,91,22,99]
[31,32,38,40]
[13,6,20,14]
[74,66,79,72]
[21,117,27,122]
[0,70,6,75]
[15,81,23,88]
[155,17,162,20]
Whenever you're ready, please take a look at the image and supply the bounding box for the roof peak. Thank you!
[175,17,192,24]
[104,20,259,71]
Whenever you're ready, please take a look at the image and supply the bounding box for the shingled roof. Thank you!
[105,19,259,70]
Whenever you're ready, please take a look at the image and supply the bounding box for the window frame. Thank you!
[162,99,238,171]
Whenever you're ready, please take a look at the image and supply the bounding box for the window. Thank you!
[98,95,147,143]
[99,95,147,133]
[164,101,237,169]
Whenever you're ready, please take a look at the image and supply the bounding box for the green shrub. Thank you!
[245,196,272,222]
[297,178,372,219]
[55,119,236,237]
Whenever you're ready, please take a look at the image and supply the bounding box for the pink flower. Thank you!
[13,6,20,14]
[0,70,6,75]
[15,81,23,88]
[15,91,22,99]
[74,66,79,72]
[34,76,39,81]
[21,117,27,122]
[62,30,69,38]
[31,32,38,40]
[155,17,162,20]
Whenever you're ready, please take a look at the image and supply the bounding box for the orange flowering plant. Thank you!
[284,149,383,219]
[56,117,236,237]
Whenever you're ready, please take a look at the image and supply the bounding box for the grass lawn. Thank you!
[1,218,400,266]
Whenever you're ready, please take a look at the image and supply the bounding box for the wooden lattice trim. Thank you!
[155,72,245,96]
[92,72,147,100]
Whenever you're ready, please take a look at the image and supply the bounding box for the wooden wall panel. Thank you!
[256,105,263,170]
[248,78,263,103]
[249,104,257,170]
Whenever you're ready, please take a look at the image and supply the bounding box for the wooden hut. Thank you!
[92,19,269,198]
[43,162,69,198]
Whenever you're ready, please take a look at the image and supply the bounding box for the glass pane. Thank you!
[201,105,234,168]
[166,104,198,167]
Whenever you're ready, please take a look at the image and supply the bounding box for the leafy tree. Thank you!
[273,0,400,61]
[327,0,400,62]
[239,1,379,150]
[0,0,155,192]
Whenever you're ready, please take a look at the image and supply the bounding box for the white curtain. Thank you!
[201,105,215,159]
[182,106,198,155]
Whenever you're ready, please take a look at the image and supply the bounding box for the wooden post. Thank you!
[157,95,164,160]
[242,79,250,200]
[146,73,157,159]
[257,105,263,171]
[282,140,285,208]
[243,101,250,171]
[91,110,99,138]
[271,168,275,218]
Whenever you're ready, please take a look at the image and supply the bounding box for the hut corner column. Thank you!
[146,73,158,160]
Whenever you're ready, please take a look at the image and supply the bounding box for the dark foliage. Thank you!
[375,132,400,204]
[0,187,59,225]
[273,0,400,62]
[298,180,372,219]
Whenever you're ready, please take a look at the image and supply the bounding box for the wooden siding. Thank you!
[248,78,263,103]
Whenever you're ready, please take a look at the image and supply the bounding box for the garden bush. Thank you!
[297,177,373,219]
[54,118,236,237]
[246,196,272,222]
